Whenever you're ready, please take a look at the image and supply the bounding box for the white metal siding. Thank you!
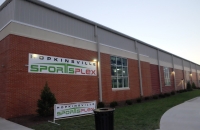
[0,0,15,30]
[173,56,182,66]
[137,43,157,59]
[98,28,135,53]
[160,51,172,63]
[183,60,190,68]
[191,63,196,70]
[14,0,95,41]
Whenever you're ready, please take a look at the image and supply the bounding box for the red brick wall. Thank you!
[160,66,175,93]
[192,72,198,87]
[2,34,148,118]
[101,53,140,103]
[141,61,152,97]
[150,64,160,95]
[0,34,190,119]
[0,35,10,118]
[3,34,99,119]
[175,69,184,90]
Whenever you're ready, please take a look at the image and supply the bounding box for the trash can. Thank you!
[93,108,115,130]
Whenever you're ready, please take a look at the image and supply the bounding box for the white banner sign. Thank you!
[55,101,96,119]
[28,53,97,76]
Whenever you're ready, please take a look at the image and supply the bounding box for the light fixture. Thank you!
[190,72,192,76]
[93,59,97,62]
[32,54,38,58]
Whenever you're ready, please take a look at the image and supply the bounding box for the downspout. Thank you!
[182,60,186,89]
[157,49,162,93]
[190,62,192,83]
[172,55,176,91]
[135,41,143,97]
[195,65,199,87]
[94,25,102,102]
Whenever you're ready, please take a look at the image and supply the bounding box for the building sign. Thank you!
[55,101,96,119]
[28,53,97,76]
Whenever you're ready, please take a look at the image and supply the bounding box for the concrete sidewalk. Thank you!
[0,118,33,130]
[160,97,200,130]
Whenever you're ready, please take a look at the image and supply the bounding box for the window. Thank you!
[111,56,128,88]
[163,67,170,86]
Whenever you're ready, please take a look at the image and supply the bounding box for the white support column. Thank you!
[135,41,143,97]
[95,25,102,102]
[196,64,199,88]
[190,62,192,83]
[157,49,162,93]
[172,55,176,91]
[182,60,186,89]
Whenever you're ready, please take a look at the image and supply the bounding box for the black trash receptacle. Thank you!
[93,108,115,130]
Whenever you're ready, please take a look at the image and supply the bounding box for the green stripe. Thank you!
[34,63,86,73]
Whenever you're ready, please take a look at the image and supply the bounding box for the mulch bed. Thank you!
[8,115,53,127]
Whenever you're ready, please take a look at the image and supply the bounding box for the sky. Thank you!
[0,0,200,64]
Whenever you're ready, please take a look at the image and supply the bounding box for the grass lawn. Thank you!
[32,90,200,130]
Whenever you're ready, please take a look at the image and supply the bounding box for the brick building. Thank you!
[0,0,200,119]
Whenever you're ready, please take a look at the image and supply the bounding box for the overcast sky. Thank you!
[0,0,200,64]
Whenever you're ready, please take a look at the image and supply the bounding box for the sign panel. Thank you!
[55,101,96,119]
[28,53,97,76]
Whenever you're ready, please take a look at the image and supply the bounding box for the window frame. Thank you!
[110,55,129,89]
[163,67,171,86]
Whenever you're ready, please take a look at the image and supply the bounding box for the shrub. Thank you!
[159,93,165,98]
[192,82,196,89]
[110,101,118,108]
[97,102,105,108]
[187,81,192,91]
[125,100,132,105]
[36,82,57,116]
[171,91,175,95]
[144,96,150,100]
[164,93,170,97]
[180,90,185,93]
[183,89,187,92]
[136,97,142,103]
[152,95,159,99]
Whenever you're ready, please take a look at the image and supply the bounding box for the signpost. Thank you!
[49,101,96,125]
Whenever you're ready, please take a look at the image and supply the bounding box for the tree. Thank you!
[187,81,192,91]
[192,82,196,89]
[37,82,57,116]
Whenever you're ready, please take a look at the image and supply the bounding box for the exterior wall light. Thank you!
[32,54,38,58]
[93,59,97,62]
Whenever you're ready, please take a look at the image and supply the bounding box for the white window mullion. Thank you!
[164,67,171,86]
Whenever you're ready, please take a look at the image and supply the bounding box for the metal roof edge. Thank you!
[0,0,12,11]
[1,0,199,66]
